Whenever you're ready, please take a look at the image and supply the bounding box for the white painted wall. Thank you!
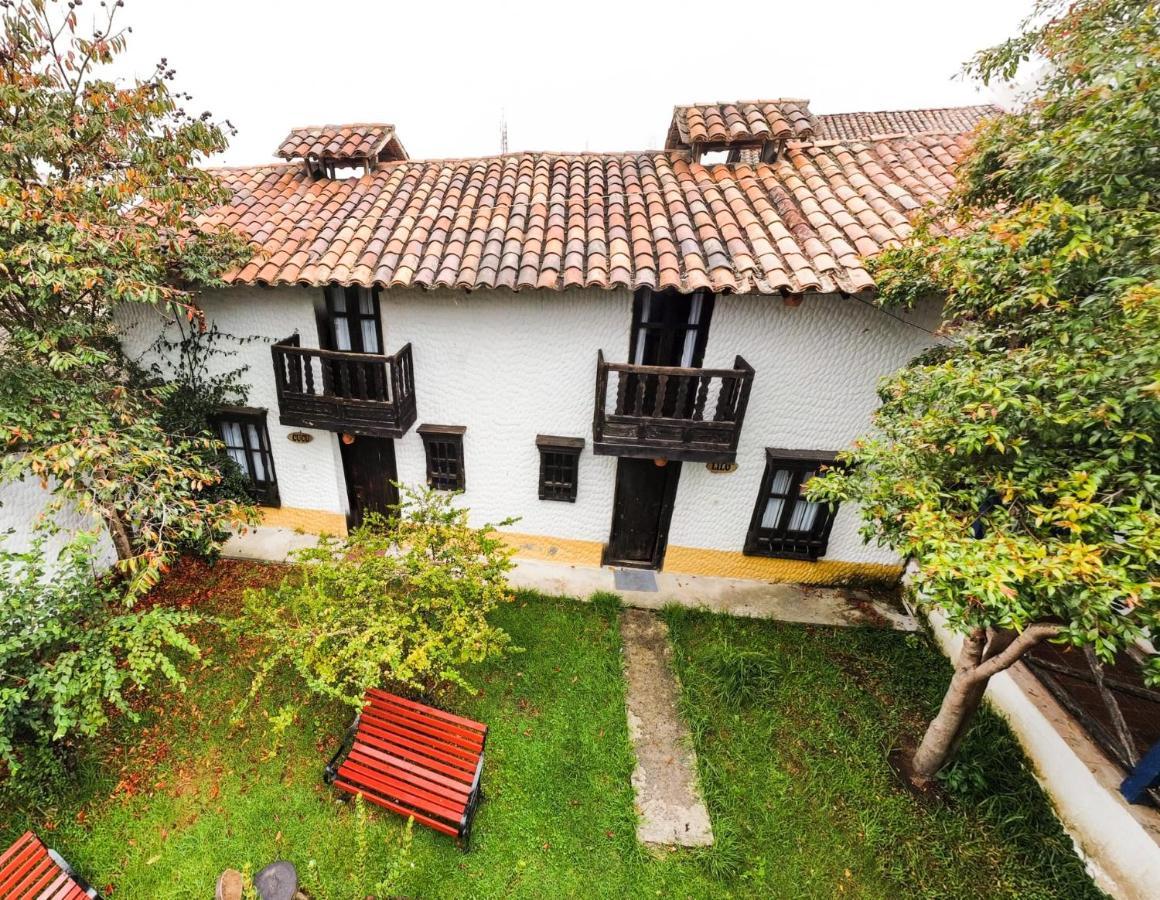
[118,287,351,518]
[0,473,116,571]
[115,285,939,568]
[670,292,942,563]
[383,288,627,538]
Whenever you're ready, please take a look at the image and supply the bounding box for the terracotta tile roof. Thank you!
[667,100,816,147]
[209,131,970,297]
[814,105,999,142]
[276,124,407,162]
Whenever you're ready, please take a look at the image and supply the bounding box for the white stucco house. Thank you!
[5,99,996,585]
[112,99,1000,586]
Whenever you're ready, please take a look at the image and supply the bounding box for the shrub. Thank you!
[0,535,201,779]
[237,486,516,709]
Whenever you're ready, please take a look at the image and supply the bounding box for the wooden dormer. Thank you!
[275,123,408,179]
[666,99,816,164]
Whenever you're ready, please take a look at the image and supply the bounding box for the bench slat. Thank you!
[361,705,484,755]
[366,688,487,733]
[0,831,37,871]
[337,759,465,822]
[332,779,461,837]
[0,842,47,896]
[357,718,478,773]
[41,871,79,900]
[12,855,56,899]
[0,832,91,900]
[364,695,487,747]
[348,742,472,798]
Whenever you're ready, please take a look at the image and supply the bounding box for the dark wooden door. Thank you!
[603,458,682,568]
[339,435,399,529]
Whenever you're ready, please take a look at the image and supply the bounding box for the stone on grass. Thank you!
[254,860,298,900]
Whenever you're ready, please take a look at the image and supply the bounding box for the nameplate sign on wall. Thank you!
[706,462,738,474]
[287,431,313,444]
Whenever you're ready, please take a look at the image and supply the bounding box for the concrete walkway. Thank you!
[508,557,916,630]
[221,526,916,631]
[621,608,714,847]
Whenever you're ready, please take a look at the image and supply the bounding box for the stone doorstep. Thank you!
[621,608,714,848]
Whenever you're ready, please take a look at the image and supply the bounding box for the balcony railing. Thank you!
[592,350,755,463]
[271,334,417,439]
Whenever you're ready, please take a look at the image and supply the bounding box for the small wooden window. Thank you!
[536,436,584,502]
[418,425,466,491]
[212,407,280,507]
[744,449,840,560]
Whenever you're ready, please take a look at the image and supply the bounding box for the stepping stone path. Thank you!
[620,608,714,847]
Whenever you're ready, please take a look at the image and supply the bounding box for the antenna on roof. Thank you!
[500,109,508,154]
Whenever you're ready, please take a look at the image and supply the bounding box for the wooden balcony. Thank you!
[592,350,755,463]
[271,335,417,439]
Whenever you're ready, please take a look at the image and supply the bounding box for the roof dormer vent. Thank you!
[666,100,816,164]
[275,123,408,179]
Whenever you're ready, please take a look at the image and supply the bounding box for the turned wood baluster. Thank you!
[652,374,668,417]
[338,358,352,397]
[633,374,647,417]
[303,354,315,395]
[693,375,710,421]
[355,359,369,400]
[674,374,690,418]
[615,368,628,415]
[714,375,734,421]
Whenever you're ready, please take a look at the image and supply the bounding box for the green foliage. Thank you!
[936,757,988,800]
[0,0,255,595]
[0,538,200,779]
[236,487,517,709]
[133,318,265,551]
[813,0,1160,681]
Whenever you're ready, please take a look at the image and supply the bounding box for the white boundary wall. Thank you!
[928,611,1160,900]
[0,473,116,571]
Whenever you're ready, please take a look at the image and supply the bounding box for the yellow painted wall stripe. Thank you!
[261,506,348,537]
[497,530,901,586]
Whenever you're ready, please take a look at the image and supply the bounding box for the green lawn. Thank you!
[0,559,1098,899]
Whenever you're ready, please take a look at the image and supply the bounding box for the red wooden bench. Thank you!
[0,831,99,899]
[324,688,488,849]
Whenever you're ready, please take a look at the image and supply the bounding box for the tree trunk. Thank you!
[908,622,1061,785]
[911,627,987,781]
[102,509,134,561]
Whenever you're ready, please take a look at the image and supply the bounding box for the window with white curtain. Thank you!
[325,285,382,354]
[213,408,280,507]
[744,449,840,560]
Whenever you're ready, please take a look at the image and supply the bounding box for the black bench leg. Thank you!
[458,784,482,852]
[323,715,360,786]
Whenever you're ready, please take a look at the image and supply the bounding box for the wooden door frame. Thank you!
[602,458,682,569]
[339,434,399,529]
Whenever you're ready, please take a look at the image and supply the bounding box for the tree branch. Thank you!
[968,623,1062,683]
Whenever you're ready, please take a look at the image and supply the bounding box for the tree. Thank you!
[812,0,1159,783]
[236,487,517,712]
[0,0,253,595]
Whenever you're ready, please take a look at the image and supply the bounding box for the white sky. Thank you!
[110,0,1035,166]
